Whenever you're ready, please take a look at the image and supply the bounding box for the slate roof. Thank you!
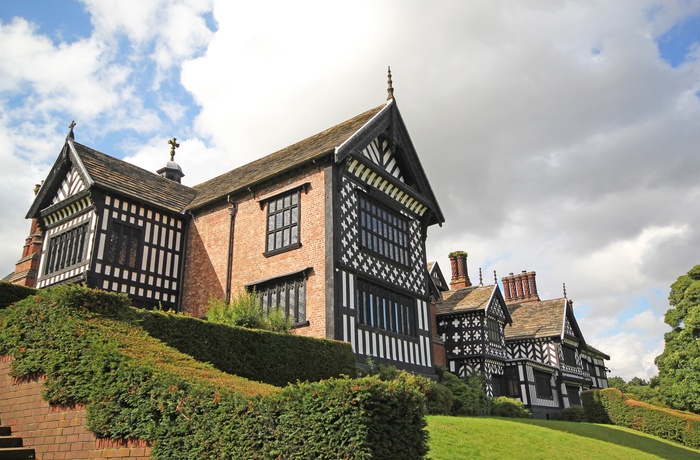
[436,285,496,315]
[188,104,387,210]
[585,343,611,360]
[505,298,567,340]
[73,142,197,213]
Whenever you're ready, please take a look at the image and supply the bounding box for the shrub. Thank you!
[0,286,429,459]
[425,382,454,415]
[206,290,293,333]
[582,387,700,450]
[560,405,586,422]
[0,282,36,309]
[435,365,489,416]
[491,396,532,418]
[136,308,356,387]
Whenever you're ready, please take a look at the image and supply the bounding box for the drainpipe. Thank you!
[225,196,238,304]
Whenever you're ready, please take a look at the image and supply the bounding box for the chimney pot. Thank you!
[448,251,472,290]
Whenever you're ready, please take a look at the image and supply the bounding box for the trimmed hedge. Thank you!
[0,282,36,309]
[491,396,532,418]
[135,309,357,387]
[0,286,429,459]
[582,388,700,449]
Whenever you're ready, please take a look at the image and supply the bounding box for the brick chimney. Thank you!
[8,184,44,288]
[501,270,540,302]
[449,251,472,290]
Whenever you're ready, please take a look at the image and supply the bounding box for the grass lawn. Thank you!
[427,415,700,459]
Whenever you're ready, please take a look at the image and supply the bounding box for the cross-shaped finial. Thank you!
[168,137,180,161]
[67,120,76,139]
[387,66,394,100]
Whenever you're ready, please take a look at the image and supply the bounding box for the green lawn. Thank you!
[427,415,700,460]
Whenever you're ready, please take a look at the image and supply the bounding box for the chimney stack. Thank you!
[449,251,472,290]
[501,270,540,302]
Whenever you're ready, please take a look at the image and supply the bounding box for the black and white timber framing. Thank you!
[436,278,610,418]
[332,99,443,374]
[27,136,195,309]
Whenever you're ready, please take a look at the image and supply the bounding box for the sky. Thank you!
[1,0,699,381]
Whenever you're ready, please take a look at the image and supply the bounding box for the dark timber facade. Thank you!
[434,253,610,418]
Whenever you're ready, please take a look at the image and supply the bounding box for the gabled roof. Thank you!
[188,99,445,225]
[505,298,569,340]
[27,139,197,218]
[188,104,386,210]
[427,261,449,292]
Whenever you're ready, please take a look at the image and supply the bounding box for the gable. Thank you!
[487,296,507,321]
[360,136,405,182]
[51,165,87,205]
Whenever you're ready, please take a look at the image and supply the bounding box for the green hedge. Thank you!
[135,309,357,387]
[0,282,36,309]
[0,286,429,459]
[582,388,700,449]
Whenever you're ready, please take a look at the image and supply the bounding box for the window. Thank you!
[106,221,142,268]
[487,318,501,343]
[562,345,577,366]
[359,195,409,266]
[357,279,415,336]
[505,366,520,397]
[535,370,553,399]
[254,274,306,324]
[567,385,581,406]
[44,223,88,275]
[265,190,300,255]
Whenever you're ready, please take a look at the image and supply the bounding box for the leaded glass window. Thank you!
[106,221,142,269]
[535,370,553,399]
[266,190,300,254]
[357,279,416,337]
[44,223,88,275]
[359,195,409,266]
[254,274,306,324]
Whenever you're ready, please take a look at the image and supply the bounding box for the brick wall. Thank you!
[0,356,151,459]
[182,164,329,338]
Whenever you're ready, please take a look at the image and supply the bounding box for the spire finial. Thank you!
[494,270,498,285]
[563,283,567,299]
[387,66,394,100]
[67,120,76,139]
[479,267,483,286]
[168,137,180,161]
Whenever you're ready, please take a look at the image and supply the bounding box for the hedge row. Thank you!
[582,388,700,449]
[135,309,357,387]
[0,286,429,459]
[0,282,36,309]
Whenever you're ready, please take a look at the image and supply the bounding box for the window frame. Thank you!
[251,272,307,326]
[562,345,578,366]
[264,189,301,257]
[487,317,502,343]
[105,220,143,269]
[356,278,417,337]
[504,366,520,397]
[534,370,554,399]
[44,223,89,275]
[358,194,411,267]
[567,385,581,406]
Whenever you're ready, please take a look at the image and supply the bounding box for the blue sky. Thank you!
[1,0,700,380]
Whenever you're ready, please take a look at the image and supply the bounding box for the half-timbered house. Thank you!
[436,252,610,418]
[10,72,445,375]
[23,130,195,309]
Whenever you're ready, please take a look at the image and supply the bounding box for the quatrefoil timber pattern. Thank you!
[339,175,425,294]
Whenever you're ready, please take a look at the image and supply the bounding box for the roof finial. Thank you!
[67,120,76,139]
[494,270,498,285]
[563,282,567,299]
[479,267,483,286]
[387,66,394,100]
[168,137,180,161]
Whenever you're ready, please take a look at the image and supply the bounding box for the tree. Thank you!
[654,265,700,414]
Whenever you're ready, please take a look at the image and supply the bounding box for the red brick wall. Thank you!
[182,165,329,338]
[0,356,151,459]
